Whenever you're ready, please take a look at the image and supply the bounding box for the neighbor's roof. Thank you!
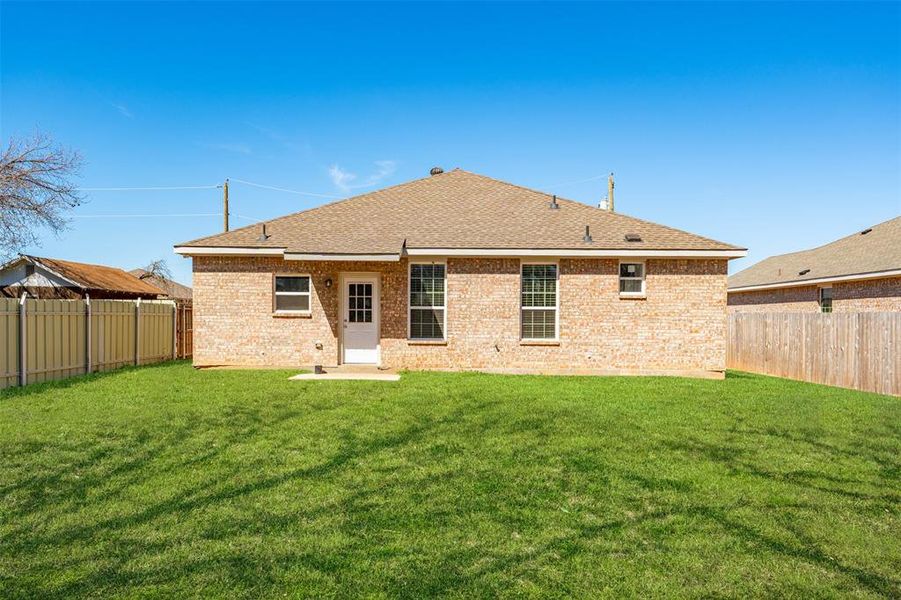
[129,269,192,300]
[176,169,743,257]
[17,256,164,296]
[728,216,901,291]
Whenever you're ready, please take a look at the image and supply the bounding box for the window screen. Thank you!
[521,264,557,339]
[619,263,645,295]
[274,276,311,312]
[819,287,833,313]
[410,264,445,339]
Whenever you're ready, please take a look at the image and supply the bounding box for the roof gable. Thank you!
[16,256,165,295]
[177,169,743,256]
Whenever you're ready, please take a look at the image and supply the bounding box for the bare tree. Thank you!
[0,132,83,259]
[138,259,172,281]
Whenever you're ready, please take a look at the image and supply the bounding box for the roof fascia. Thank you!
[728,268,901,292]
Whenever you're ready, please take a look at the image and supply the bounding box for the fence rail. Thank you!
[0,297,192,390]
[727,312,899,396]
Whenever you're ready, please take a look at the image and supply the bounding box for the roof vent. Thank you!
[583,225,593,243]
[625,233,642,242]
[799,268,810,276]
[860,228,872,235]
[549,194,559,210]
[257,223,270,242]
[430,166,444,176]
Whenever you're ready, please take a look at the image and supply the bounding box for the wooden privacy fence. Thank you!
[728,312,900,396]
[0,297,189,389]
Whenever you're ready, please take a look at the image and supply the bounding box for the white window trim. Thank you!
[818,285,833,313]
[408,260,448,341]
[273,273,312,315]
[520,260,559,342]
[619,260,646,298]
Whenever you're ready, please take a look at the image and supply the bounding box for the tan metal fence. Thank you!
[727,312,900,396]
[0,297,182,389]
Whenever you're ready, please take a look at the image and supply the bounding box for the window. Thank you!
[347,282,373,323]
[274,275,311,313]
[521,263,558,340]
[409,263,445,339]
[619,262,645,296]
[819,286,833,313]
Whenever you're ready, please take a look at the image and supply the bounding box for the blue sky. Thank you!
[2,1,899,285]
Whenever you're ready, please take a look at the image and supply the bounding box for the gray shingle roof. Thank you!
[176,169,742,255]
[728,216,901,290]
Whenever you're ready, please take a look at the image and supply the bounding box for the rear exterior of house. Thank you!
[728,217,901,313]
[177,169,746,377]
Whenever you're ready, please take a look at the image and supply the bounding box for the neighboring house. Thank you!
[175,168,746,377]
[0,255,165,300]
[129,269,193,302]
[728,216,901,313]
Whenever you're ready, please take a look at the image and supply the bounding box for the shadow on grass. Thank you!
[0,360,190,400]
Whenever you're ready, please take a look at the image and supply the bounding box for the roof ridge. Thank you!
[732,215,900,271]
[456,170,744,250]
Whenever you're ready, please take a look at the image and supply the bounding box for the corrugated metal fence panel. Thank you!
[91,299,137,372]
[139,301,174,364]
[25,298,87,385]
[0,298,177,390]
[727,312,900,396]
[0,298,18,388]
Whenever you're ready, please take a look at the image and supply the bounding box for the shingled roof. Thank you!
[729,216,901,291]
[176,169,743,257]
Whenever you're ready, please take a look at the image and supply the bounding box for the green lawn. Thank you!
[1,362,899,598]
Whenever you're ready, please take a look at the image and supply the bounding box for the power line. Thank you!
[72,213,222,218]
[229,178,340,199]
[76,185,219,191]
[541,173,609,189]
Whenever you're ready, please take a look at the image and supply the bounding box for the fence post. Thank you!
[172,302,177,360]
[134,298,142,366]
[85,294,92,374]
[18,291,27,387]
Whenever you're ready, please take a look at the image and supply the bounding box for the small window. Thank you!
[819,287,833,313]
[619,262,645,295]
[409,263,446,339]
[521,263,558,340]
[274,275,311,313]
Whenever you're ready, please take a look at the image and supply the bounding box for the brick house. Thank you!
[728,216,900,313]
[175,169,746,377]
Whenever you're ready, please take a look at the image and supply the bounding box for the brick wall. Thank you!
[727,276,901,313]
[193,256,729,375]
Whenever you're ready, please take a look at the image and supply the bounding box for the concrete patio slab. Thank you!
[289,369,400,382]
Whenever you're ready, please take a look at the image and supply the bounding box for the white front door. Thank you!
[343,276,379,364]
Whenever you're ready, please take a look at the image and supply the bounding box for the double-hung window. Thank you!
[409,263,446,340]
[521,263,558,340]
[818,286,833,313]
[274,275,311,314]
[619,262,646,296]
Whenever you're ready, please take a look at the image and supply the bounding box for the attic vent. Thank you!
[430,166,444,176]
[549,195,559,210]
[799,268,810,276]
[625,233,642,242]
[860,228,872,235]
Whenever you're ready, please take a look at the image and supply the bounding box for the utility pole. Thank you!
[223,178,229,232]
[607,173,615,213]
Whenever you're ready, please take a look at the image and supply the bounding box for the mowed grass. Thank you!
[1,362,899,598]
